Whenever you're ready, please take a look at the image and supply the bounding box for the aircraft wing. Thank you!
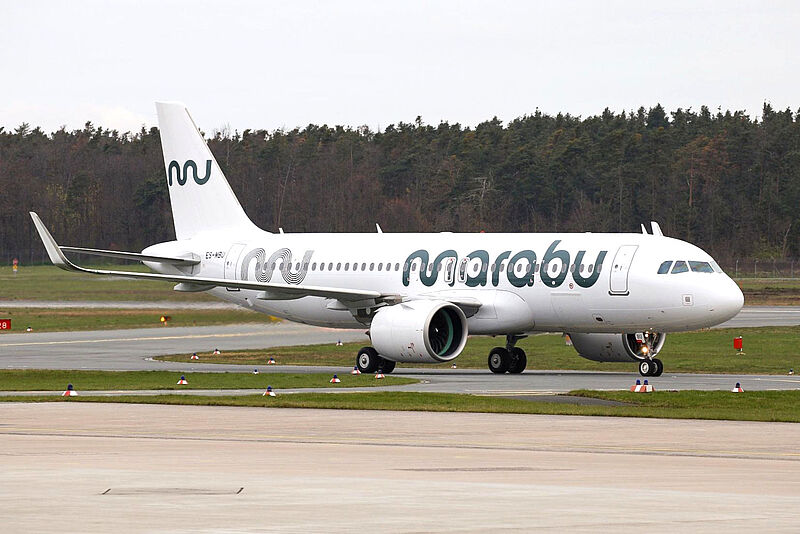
[29,212,382,302]
[60,246,200,266]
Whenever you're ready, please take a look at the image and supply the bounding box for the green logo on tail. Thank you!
[168,160,212,186]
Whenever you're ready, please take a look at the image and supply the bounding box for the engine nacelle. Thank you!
[568,332,666,363]
[371,300,468,363]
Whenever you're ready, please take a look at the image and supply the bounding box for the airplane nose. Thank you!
[712,277,744,322]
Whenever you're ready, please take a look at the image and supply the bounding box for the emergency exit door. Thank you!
[224,243,247,290]
[609,245,638,295]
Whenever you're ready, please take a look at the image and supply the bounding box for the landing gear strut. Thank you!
[638,358,663,377]
[356,346,396,374]
[488,335,528,374]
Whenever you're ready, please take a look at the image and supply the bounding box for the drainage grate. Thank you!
[102,487,243,495]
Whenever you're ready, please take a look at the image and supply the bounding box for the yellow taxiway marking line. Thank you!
[0,331,266,348]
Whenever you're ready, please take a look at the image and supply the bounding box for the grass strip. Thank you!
[157,326,800,375]
[0,370,415,391]
[2,390,800,422]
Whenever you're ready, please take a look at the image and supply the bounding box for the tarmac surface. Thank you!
[1,306,800,394]
[2,402,800,532]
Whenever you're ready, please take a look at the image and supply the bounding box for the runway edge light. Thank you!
[177,375,188,385]
[62,383,77,397]
[263,386,276,397]
[351,366,361,375]
[330,374,341,383]
[190,352,199,360]
[375,372,385,379]
[732,382,744,393]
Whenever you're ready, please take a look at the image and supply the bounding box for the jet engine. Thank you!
[568,332,666,362]
[370,300,468,363]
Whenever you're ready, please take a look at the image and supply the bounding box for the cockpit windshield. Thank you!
[689,261,714,273]
[658,259,721,274]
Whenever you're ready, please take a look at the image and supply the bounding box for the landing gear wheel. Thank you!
[488,347,510,374]
[357,346,381,373]
[638,359,654,377]
[378,359,396,374]
[652,358,663,377]
[508,347,527,374]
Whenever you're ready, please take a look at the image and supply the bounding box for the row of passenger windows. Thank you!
[657,260,720,274]
[273,261,600,274]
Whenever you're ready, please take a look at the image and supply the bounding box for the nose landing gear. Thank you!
[638,358,663,377]
[488,335,528,374]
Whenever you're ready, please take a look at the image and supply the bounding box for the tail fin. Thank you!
[155,102,261,240]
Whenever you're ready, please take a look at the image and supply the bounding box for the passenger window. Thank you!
[311,262,316,271]
[344,263,349,271]
[336,262,341,271]
[320,263,325,271]
[328,262,333,271]
[370,263,375,271]
[588,264,593,273]
[362,262,366,271]
[395,263,400,271]
[411,263,417,271]
[378,263,383,271]
[672,261,688,274]
[689,261,714,273]
[657,261,672,274]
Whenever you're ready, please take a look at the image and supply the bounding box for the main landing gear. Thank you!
[638,358,663,377]
[356,347,396,374]
[488,335,528,374]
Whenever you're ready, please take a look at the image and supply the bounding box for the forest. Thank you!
[2,103,799,271]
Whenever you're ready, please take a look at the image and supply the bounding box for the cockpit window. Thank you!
[710,261,723,273]
[689,261,714,273]
[671,261,689,274]
[657,261,672,274]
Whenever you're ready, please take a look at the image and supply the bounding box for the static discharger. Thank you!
[330,374,341,383]
[177,375,188,385]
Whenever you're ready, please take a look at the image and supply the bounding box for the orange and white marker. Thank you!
[177,375,188,385]
[451,363,457,369]
[267,357,276,365]
[212,348,221,355]
[190,352,199,360]
[632,379,654,392]
[350,366,361,375]
[330,374,341,383]
[731,382,744,393]
[62,384,77,397]
[263,386,276,397]
[375,373,385,379]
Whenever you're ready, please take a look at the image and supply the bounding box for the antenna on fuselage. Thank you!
[650,221,664,236]
[376,223,383,234]
[640,224,648,234]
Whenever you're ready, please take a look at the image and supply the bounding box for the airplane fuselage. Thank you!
[144,230,743,335]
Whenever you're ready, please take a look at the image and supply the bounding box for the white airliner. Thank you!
[30,102,744,377]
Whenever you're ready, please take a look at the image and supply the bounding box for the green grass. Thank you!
[734,277,800,305]
[0,370,415,391]
[4,390,800,422]
[0,307,276,332]
[0,264,215,301]
[157,326,800,375]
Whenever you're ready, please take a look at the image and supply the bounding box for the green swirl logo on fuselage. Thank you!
[167,159,212,186]
[402,240,607,289]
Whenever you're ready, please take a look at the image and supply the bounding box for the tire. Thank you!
[508,347,527,374]
[488,347,510,374]
[652,358,664,377]
[357,346,381,373]
[638,359,653,377]
[379,359,396,374]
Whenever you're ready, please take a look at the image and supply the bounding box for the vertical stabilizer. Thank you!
[155,102,260,240]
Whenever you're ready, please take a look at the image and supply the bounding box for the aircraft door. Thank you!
[609,245,638,295]
[224,243,247,290]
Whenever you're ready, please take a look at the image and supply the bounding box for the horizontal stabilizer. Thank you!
[30,212,383,302]
[61,246,199,266]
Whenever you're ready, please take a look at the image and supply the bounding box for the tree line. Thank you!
[2,103,799,266]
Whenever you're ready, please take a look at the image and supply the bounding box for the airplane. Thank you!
[30,102,745,377]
